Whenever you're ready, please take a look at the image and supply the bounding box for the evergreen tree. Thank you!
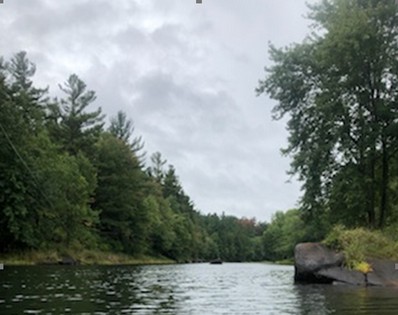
[109,110,145,164]
[0,54,48,250]
[47,74,105,156]
[148,151,167,183]
[6,51,48,130]
[94,133,149,254]
[0,54,97,251]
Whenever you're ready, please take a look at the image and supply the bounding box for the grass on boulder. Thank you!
[323,225,398,269]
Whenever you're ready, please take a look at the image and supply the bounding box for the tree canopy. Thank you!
[0,51,283,262]
[257,0,398,230]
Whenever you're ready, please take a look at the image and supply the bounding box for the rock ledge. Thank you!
[294,242,398,287]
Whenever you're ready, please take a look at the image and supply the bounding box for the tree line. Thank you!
[11,0,394,264]
[0,52,285,262]
[257,0,398,242]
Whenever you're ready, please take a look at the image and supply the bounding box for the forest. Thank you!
[0,52,278,263]
[2,0,398,264]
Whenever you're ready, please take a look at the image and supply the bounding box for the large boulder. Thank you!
[294,243,398,287]
[366,259,398,287]
[294,242,344,283]
[317,267,365,285]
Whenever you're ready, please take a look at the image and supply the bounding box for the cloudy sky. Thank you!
[0,0,318,222]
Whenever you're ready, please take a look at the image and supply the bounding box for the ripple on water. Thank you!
[3,264,398,314]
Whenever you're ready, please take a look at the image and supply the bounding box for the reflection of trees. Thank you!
[293,285,331,315]
[294,284,398,315]
[1,265,182,314]
[135,265,181,313]
[52,265,180,313]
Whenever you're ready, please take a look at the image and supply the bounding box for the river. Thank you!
[1,263,398,314]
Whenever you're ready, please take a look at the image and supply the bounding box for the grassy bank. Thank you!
[323,225,398,268]
[0,249,175,266]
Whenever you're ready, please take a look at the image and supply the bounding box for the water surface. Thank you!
[1,263,398,314]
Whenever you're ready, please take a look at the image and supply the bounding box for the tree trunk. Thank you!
[367,149,376,228]
[379,136,389,228]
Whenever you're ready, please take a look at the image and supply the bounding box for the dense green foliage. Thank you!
[0,52,277,262]
[324,225,398,268]
[262,210,313,261]
[8,0,397,263]
[257,0,398,235]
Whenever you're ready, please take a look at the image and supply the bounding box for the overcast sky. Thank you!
[0,0,318,222]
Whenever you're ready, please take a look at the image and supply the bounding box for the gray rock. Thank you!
[367,259,398,287]
[294,242,398,287]
[294,242,344,283]
[317,267,365,286]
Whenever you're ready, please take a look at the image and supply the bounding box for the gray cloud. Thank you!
[0,0,317,221]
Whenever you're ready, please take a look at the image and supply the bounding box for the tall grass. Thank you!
[323,225,398,268]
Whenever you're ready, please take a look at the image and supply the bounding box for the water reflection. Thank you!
[294,283,398,315]
[1,264,398,314]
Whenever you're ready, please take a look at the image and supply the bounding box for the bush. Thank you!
[323,225,398,268]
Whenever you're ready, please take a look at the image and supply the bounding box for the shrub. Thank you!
[323,225,398,268]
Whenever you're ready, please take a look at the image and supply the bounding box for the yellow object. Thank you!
[354,261,373,274]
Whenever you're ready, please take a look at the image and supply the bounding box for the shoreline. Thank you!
[0,249,175,266]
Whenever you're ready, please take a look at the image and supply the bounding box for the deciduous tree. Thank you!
[258,0,398,228]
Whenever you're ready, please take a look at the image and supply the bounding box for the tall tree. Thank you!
[109,110,133,143]
[94,133,148,254]
[47,74,105,156]
[0,55,96,251]
[148,152,167,183]
[257,0,398,228]
[6,51,48,130]
[108,110,145,163]
[163,165,195,215]
[0,54,48,250]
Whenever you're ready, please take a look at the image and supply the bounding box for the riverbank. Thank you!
[323,225,398,268]
[294,226,398,286]
[0,249,175,266]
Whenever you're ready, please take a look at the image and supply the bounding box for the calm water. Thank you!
[1,263,398,314]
